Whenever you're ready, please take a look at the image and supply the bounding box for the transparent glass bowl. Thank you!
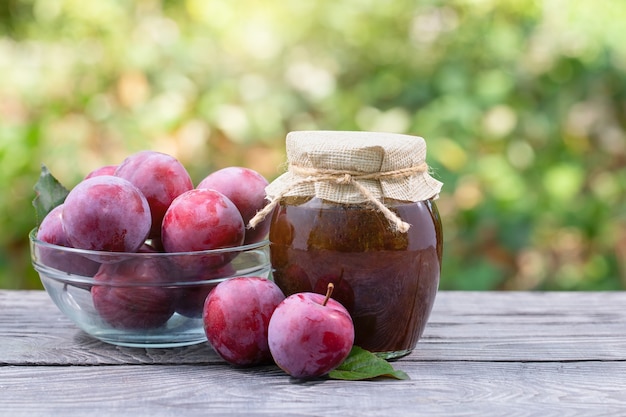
[29,229,271,348]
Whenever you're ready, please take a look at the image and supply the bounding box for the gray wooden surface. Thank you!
[1,290,625,416]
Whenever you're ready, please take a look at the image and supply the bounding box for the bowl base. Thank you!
[94,336,207,348]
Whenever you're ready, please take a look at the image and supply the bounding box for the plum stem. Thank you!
[322,283,334,307]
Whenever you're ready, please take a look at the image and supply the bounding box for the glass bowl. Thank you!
[29,229,271,348]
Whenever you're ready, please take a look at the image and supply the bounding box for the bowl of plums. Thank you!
[29,151,272,348]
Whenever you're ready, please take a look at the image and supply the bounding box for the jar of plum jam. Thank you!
[250,131,443,359]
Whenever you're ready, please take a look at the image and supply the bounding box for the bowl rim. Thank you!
[29,227,270,257]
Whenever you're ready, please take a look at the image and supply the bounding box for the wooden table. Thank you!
[1,290,625,416]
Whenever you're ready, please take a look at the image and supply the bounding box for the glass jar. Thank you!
[269,196,442,359]
[248,130,444,359]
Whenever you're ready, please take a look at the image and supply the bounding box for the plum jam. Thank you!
[252,130,444,359]
[269,196,443,359]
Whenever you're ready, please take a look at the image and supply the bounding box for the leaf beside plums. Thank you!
[33,164,69,226]
[328,346,410,381]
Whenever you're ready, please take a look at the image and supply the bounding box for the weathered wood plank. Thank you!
[2,291,625,365]
[0,290,219,365]
[2,362,626,417]
[2,290,626,417]
[414,290,626,362]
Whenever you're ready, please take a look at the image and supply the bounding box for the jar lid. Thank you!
[250,131,443,232]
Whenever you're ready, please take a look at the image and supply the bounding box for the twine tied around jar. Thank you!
[248,162,429,233]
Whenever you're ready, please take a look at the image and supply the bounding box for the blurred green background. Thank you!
[1,0,625,291]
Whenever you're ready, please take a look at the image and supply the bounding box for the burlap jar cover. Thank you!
[249,130,443,233]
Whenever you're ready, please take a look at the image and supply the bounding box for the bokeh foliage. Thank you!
[1,0,625,290]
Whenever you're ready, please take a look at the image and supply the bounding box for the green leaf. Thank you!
[328,346,410,381]
[32,164,70,226]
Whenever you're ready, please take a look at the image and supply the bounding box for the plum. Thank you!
[91,257,175,330]
[162,188,245,252]
[36,204,100,277]
[115,151,193,238]
[37,205,68,246]
[197,167,270,244]
[62,175,151,253]
[84,164,117,179]
[203,277,285,366]
[174,262,237,318]
[161,189,245,271]
[268,285,354,378]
